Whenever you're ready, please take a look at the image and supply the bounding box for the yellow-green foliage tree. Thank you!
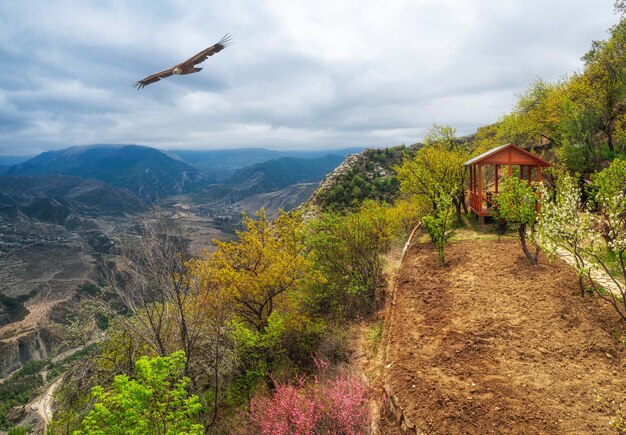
[197,209,313,392]
[386,197,429,237]
[208,209,311,333]
[395,125,469,222]
[491,11,626,173]
[499,79,568,149]
[581,18,626,154]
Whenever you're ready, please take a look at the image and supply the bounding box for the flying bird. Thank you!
[132,34,231,90]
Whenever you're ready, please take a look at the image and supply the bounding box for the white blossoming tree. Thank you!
[537,162,626,321]
[536,173,594,296]
[586,159,626,321]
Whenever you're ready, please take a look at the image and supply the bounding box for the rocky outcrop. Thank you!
[0,328,58,377]
[234,183,318,219]
[302,146,406,218]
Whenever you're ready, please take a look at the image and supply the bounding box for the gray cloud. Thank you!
[0,0,617,155]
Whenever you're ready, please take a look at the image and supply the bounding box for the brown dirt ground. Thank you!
[381,239,626,434]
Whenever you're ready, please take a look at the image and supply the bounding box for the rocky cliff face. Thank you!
[235,183,319,219]
[0,329,58,377]
[303,145,414,217]
[302,154,364,218]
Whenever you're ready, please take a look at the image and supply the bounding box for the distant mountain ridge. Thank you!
[193,155,345,203]
[170,147,364,182]
[226,155,345,190]
[6,145,213,200]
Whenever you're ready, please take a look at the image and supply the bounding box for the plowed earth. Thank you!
[382,239,626,434]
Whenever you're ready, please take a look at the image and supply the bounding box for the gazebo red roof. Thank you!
[464,143,550,167]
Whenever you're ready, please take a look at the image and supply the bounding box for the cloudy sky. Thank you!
[0,0,618,155]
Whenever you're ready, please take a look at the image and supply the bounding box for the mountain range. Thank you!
[3,145,362,202]
[6,145,212,200]
[193,154,345,204]
[169,147,363,182]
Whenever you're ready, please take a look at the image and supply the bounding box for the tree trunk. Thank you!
[460,192,468,215]
[265,352,276,392]
[518,224,538,265]
[453,198,462,223]
[437,241,446,266]
[605,118,615,153]
[578,275,585,298]
[607,129,615,153]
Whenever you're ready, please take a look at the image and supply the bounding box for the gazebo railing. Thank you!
[469,191,499,215]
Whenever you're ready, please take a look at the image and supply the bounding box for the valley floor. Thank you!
[381,238,626,434]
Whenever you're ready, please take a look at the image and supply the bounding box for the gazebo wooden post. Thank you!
[472,165,476,212]
[536,166,543,211]
[477,164,483,222]
[495,164,499,193]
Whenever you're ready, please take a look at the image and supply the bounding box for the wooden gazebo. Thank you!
[465,143,550,222]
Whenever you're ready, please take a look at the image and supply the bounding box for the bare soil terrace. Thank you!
[382,239,626,434]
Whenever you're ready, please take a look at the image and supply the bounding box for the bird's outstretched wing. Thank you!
[182,34,232,67]
[132,67,175,90]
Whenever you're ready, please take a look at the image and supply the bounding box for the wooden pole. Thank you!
[478,164,483,213]
[495,164,499,193]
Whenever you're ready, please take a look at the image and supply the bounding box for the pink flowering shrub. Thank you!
[250,367,370,435]
[319,375,370,434]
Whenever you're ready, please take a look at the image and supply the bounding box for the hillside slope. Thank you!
[0,175,146,225]
[304,145,419,215]
[234,183,318,219]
